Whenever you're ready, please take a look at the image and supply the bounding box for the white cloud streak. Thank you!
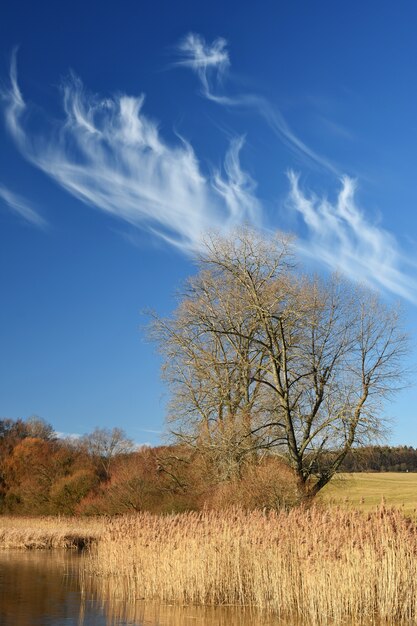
[177,34,417,302]
[177,33,230,95]
[287,171,417,302]
[55,431,81,440]
[2,47,417,302]
[176,33,339,175]
[2,52,260,252]
[0,183,46,227]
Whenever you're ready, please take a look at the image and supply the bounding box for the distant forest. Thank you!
[339,446,417,473]
[1,416,416,516]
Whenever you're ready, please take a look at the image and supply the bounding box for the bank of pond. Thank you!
[1,506,417,625]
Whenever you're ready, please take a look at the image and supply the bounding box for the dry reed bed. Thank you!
[0,515,104,549]
[83,507,417,624]
[2,508,417,622]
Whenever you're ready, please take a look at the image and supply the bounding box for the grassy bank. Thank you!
[320,472,417,515]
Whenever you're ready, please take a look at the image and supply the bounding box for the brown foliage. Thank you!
[203,456,299,510]
[76,447,163,515]
[2,436,95,514]
[0,420,299,515]
[75,444,299,515]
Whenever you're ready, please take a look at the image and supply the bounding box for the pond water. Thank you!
[0,550,401,626]
[0,550,287,626]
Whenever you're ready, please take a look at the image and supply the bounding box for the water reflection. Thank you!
[101,601,285,626]
[0,551,285,626]
[86,590,286,626]
[0,550,104,626]
[0,551,399,626]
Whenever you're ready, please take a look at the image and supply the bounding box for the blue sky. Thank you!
[1,0,417,445]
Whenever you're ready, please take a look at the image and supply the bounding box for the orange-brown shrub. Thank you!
[75,446,298,514]
[202,456,299,510]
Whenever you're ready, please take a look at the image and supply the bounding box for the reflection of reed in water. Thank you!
[81,561,398,626]
[80,574,284,626]
[0,551,83,626]
[82,507,417,625]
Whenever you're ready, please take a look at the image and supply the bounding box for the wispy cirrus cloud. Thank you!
[2,45,417,302]
[177,33,417,302]
[0,182,46,227]
[176,33,230,96]
[176,33,339,175]
[287,171,417,301]
[2,51,260,252]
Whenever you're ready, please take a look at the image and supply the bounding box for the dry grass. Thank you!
[0,515,103,549]
[81,506,417,624]
[320,472,417,515]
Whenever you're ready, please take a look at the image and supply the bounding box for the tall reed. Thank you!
[2,507,417,623]
[82,506,417,624]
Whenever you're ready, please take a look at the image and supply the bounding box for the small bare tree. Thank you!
[80,427,134,480]
[25,415,55,441]
[152,228,409,498]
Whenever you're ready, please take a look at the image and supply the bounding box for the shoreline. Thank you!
[2,507,417,624]
[0,515,102,550]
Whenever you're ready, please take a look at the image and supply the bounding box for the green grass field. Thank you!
[320,472,417,515]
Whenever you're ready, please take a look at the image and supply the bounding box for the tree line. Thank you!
[339,446,417,473]
[0,416,300,515]
[1,415,416,517]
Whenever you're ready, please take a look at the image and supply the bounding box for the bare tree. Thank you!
[80,427,134,480]
[25,415,55,441]
[151,228,409,498]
